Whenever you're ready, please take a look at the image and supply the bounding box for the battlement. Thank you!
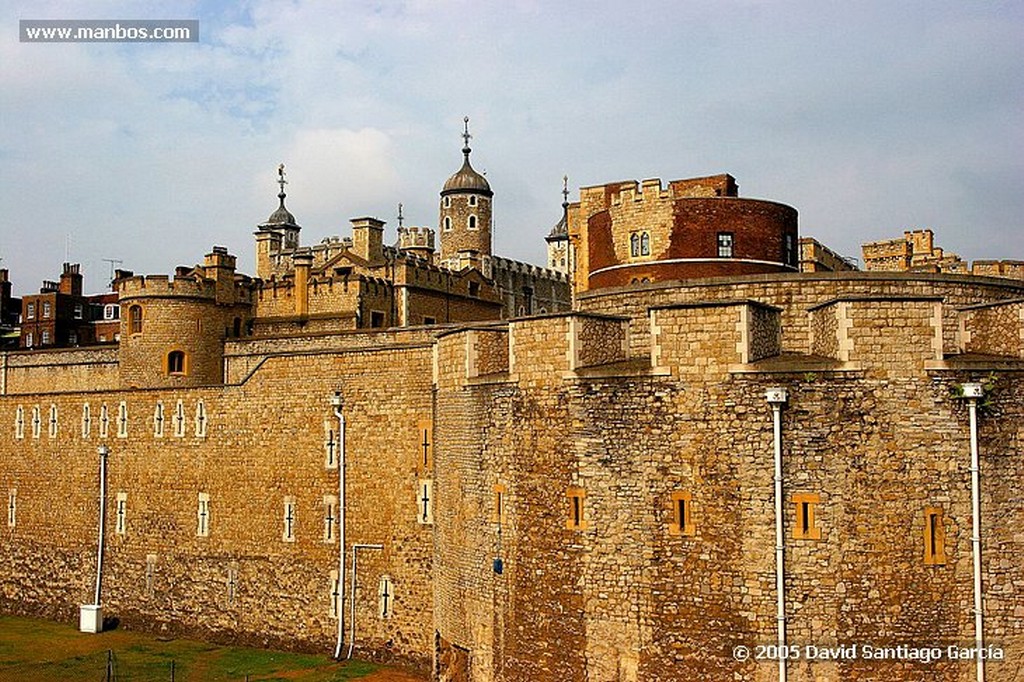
[579,174,739,213]
[398,226,436,251]
[117,274,217,299]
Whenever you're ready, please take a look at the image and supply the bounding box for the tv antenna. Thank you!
[102,258,123,284]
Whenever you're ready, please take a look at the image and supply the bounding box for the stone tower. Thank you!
[255,164,301,279]
[546,176,572,275]
[439,117,493,268]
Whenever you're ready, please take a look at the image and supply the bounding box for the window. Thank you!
[717,232,734,258]
[468,195,477,207]
[103,304,119,320]
[31,406,41,439]
[370,311,385,328]
[48,404,58,439]
[784,233,796,267]
[468,215,477,230]
[26,303,35,320]
[417,479,434,525]
[15,406,25,440]
[129,305,143,334]
[417,419,434,471]
[41,331,51,345]
[173,401,186,437]
[379,575,394,619]
[566,487,586,530]
[153,402,165,437]
[640,231,650,256]
[323,495,338,543]
[24,332,33,348]
[7,489,15,528]
[68,331,78,345]
[283,496,296,542]
[197,493,210,537]
[167,350,186,375]
[423,316,436,326]
[194,400,207,438]
[115,493,127,535]
[329,571,341,618]
[792,493,821,540]
[99,404,109,438]
[468,281,480,297]
[145,554,157,597]
[117,401,128,438]
[492,484,508,525]
[226,565,238,606]
[443,196,451,208]
[74,303,84,320]
[443,216,452,231]
[630,233,640,258]
[324,421,338,469]
[42,302,52,319]
[81,403,91,438]
[670,491,695,536]
[924,507,946,565]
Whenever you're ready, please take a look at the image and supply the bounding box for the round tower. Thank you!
[439,117,493,265]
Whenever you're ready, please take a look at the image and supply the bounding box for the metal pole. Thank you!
[766,389,788,682]
[95,445,109,607]
[331,393,346,660]
[968,395,985,682]
[347,543,384,660]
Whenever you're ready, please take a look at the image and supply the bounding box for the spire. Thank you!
[562,174,569,211]
[397,203,405,229]
[547,175,570,240]
[260,163,299,229]
[462,116,472,159]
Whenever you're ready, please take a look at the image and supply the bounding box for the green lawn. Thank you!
[0,614,391,681]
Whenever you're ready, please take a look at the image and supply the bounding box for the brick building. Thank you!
[862,229,1024,279]
[2,162,1023,682]
[0,268,20,348]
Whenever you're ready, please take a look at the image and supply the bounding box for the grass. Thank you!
[0,614,398,681]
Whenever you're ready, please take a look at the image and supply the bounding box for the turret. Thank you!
[439,117,493,268]
[255,164,301,279]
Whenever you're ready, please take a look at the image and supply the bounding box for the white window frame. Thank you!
[197,492,210,537]
[117,401,128,438]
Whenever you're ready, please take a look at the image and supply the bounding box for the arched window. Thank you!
[167,350,186,375]
[640,231,650,256]
[443,216,452,231]
[129,305,143,334]
[233,317,242,337]
[468,195,477,207]
[443,196,451,208]
[630,233,640,258]
[468,215,477,230]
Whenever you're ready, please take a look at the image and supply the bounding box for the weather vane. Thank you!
[462,116,472,151]
[562,175,569,205]
[397,203,404,229]
[277,164,287,196]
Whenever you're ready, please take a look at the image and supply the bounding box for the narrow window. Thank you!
[468,281,480,297]
[173,400,186,437]
[129,305,143,334]
[379,575,393,619]
[468,215,477,230]
[197,493,210,537]
[226,565,238,606]
[924,507,946,565]
[792,493,821,540]
[31,406,41,439]
[153,402,164,438]
[48,404,57,438]
[7,489,16,528]
[370,311,385,328]
[24,332,33,348]
[233,317,242,337]
[117,401,128,438]
[323,495,338,542]
[194,400,207,438]
[423,316,436,326]
[324,421,338,469]
[443,216,452,231]
[283,496,296,542]
[492,484,507,525]
[640,231,650,256]
[104,304,118,320]
[167,350,186,375]
[74,303,84,320]
[329,570,341,618]
[784,233,796,267]
[99,404,109,438]
[41,330,51,345]
[26,303,35,319]
[145,554,157,597]
[669,491,695,536]
[69,331,78,345]
[417,419,434,472]
[566,487,586,530]
[115,492,127,535]
[630,233,640,258]
[81,403,91,438]
[443,196,451,208]
[42,302,52,319]
[15,406,25,440]
[717,232,734,258]
[418,479,434,525]
[468,195,477,207]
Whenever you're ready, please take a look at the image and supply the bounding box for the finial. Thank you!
[277,164,288,204]
[562,175,569,207]
[461,116,472,157]
[397,203,404,229]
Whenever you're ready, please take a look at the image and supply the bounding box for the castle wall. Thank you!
[958,299,1024,358]
[433,309,1024,682]
[2,347,119,395]
[0,341,438,671]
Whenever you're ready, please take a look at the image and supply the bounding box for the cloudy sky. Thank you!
[1,1,1021,295]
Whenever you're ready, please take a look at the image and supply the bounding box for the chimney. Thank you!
[59,263,83,297]
[293,249,313,317]
[202,246,237,305]
[351,217,385,265]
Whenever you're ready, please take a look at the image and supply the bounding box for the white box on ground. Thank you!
[79,604,103,633]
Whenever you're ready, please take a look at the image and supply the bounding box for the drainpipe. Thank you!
[765,388,788,682]
[347,543,384,660]
[94,445,109,606]
[331,392,347,660]
[960,382,985,682]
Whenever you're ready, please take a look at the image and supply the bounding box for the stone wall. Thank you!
[2,347,119,395]
[958,299,1024,358]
